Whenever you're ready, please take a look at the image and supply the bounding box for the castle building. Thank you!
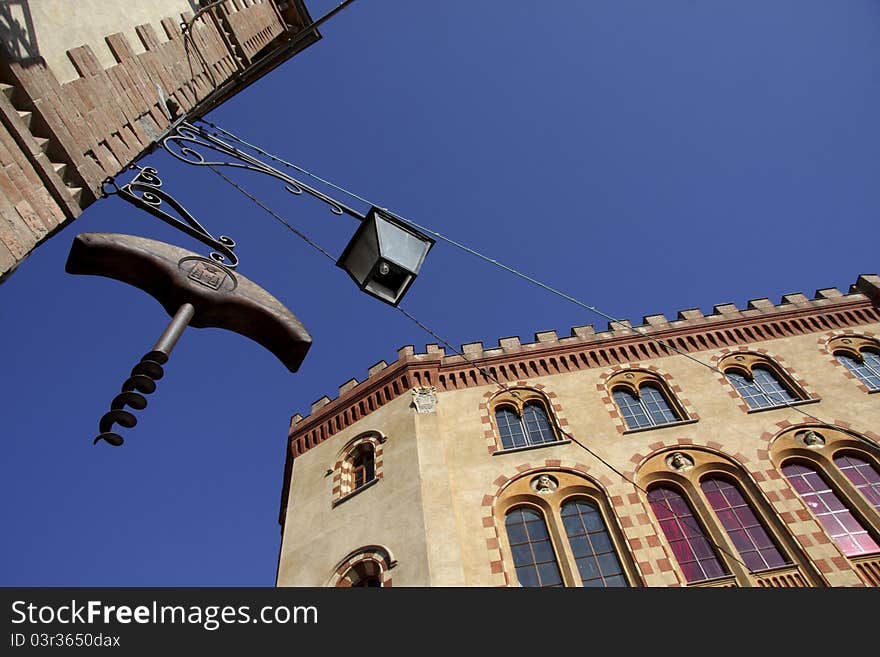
[0,1,318,281]
[277,274,880,587]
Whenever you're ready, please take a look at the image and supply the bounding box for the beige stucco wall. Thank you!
[277,395,433,586]
[3,0,199,82]
[278,311,880,587]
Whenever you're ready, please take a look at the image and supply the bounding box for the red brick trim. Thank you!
[818,330,880,394]
[331,432,386,505]
[329,546,396,587]
[482,461,638,587]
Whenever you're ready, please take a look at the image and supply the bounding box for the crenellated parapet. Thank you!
[288,275,880,455]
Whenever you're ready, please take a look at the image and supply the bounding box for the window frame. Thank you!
[331,432,385,507]
[606,369,693,433]
[770,426,880,561]
[494,471,641,587]
[719,353,810,412]
[490,389,564,453]
[829,336,880,392]
[638,448,822,587]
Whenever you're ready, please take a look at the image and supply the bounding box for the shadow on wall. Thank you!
[0,0,39,62]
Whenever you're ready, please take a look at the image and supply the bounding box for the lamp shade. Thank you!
[337,207,435,306]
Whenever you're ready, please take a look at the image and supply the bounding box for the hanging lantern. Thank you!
[336,207,435,306]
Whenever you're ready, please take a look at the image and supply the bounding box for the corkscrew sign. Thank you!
[65,232,312,446]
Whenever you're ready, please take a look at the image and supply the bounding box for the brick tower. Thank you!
[0,0,319,281]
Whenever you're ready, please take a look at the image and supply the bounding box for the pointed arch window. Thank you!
[647,485,728,583]
[505,507,563,587]
[831,337,880,391]
[607,370,689,431]
[720,353,805,410]
[782,462,880,557]
[491,390,562,451]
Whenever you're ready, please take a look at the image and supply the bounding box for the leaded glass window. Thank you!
[561,499,628,587]
[505,507,563,587]
[613,384,679,430]
[726,366,796,409]
[701,477,788,572]
[495,406,527,449]
[648,485,728,582]
[495,402,557,450]
[834,453,880,512]
[782,462,879,556]
[836,350,880,391]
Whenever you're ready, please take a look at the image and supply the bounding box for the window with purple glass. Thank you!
[834,453,880,513]
[700,477,789,572]
[782,462,880,557]
[648,485,728,583]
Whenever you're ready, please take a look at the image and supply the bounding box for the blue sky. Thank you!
[1,1,878,586]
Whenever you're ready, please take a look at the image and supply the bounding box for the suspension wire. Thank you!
[197,119,880,451]
[206,165,337,262]
[207,165,755,576]
[202,124,880,579]
[393,304,757,573]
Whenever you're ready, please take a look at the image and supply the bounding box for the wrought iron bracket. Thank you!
[105,164,239,269]
[160,120,366,222]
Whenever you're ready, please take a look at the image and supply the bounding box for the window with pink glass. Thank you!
[700,477,789,572]
[782,462,879,557]
[648,485,727,583]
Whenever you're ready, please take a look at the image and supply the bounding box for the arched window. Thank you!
[505,506,563,587]
[561,499,628,587]
[770,426,880,583]
[613,385,678,429]
[647,485,728,583]
[329,546,396,588]
[830,337,880,391]
[834,453,880,513]
[495,471,639,587]
[782,462,880,557]
[640,449,822,587]
[491,390,561,451]
[700,477,789,572]
[331,432,385,506]
[720,353,804,410]
[607,370,688,431]
[350,444,375,491]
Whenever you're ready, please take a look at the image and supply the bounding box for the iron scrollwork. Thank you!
[111,164,239,269]
[161,121,366,221]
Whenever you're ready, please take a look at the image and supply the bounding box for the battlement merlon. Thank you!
[287,275,879,435]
